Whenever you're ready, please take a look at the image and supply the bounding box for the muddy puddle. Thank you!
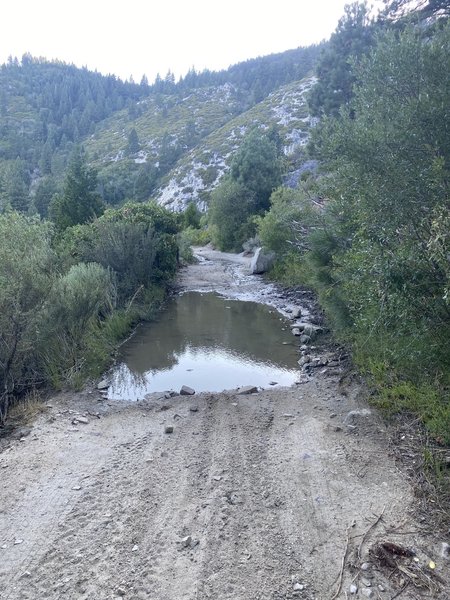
[108,292,299,399]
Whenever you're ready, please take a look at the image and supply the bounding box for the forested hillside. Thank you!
[0,45,322,215]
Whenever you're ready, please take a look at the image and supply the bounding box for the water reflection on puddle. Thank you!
[108,292,299,400]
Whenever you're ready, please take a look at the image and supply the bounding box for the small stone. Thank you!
[71,485,82,491]
[14,539,24,545]
[283,413,295,418]
[361,577,372,587]
[269,381,278,386]
[300,335,311,344]
[97,379,108,390]
[164,426,174,434]
[292,307,302,319]
[132,545,138,552]
[361,562,371,571]
[361,589,373,598]
[189,405,199,412]
[180,385,195,396]
[1,544,7,549]
[213,475,222,481]
[293,582,304,591]
[181,535,192,548]
[292,328,301,336]
[349,584,358,594]
[377,584,385,592]
[73,416,89,425]
[236,386,258,395]
[329,413,337,419]
[117,587,126,596]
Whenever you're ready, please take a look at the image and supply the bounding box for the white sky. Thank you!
[0,1,382,82]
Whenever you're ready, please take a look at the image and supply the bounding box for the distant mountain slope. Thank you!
[156,76,318,211]
[0,45,323,214]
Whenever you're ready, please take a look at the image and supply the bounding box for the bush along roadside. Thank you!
[0,202,180,425]
[257,26,450,464]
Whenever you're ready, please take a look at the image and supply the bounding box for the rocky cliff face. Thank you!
[156,76,318,212]
[84,76,317,213]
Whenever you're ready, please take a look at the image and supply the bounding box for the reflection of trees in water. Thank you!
[117,292,297,379]
[109,363,149,400]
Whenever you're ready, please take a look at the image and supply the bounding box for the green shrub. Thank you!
[0,212,56,423]
[39,262,115,387]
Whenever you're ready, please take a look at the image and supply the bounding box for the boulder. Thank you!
[250,247,275,274]
[97,379,109,390]
[291,307,302,319]
[180,385,195,395]
[236,385,258,395]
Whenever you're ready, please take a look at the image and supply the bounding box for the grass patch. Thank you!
[371,380,450,446]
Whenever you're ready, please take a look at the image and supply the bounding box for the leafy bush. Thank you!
[0,212,55,423]
[39,262,115,387]
[209,179,257,251]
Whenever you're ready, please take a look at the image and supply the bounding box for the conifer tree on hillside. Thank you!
[50,150,104,231]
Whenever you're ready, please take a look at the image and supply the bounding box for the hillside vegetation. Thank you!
[256,2,450,446]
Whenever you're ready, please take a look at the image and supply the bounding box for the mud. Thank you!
[0,247,447,599]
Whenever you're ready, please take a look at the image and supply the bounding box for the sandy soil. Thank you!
[0,248,448,600]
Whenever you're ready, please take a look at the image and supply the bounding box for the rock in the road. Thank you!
[97,379,109,390]
[236,385,258,395]
[180,385,195,396]
[164,426,174,434]
[72,416,89,425]
[250,247,275,274]
[344,409,372,426]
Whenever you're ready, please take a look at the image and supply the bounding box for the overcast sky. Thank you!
[0,1,382,82]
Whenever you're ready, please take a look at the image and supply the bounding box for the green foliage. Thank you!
[230,128,282,212]
[50,150,104,231]
[0,212,55,422]
[209,128,283,251]
[182,202,202,229]
[309,2,376,116]
[32,175,58,218]
[101,200,179,234]
[0,159,30,212]
[372,381,450,445]
[126,128,140,155]
[305,24,450,438]
[209,179,257,251]
[257,186,320,256]
[37,262,115,388]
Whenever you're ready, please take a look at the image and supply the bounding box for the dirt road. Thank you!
[0,249,447,599]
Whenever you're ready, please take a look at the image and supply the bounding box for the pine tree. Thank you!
[50,149,104,231]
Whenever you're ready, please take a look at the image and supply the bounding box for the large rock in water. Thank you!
[250,247,275,274]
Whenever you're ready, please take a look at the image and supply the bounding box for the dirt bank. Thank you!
[0,248,448,599]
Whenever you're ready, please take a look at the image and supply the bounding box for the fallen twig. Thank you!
[358,505,386,560]
[390,581,410,599]
[331,520,355,600]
